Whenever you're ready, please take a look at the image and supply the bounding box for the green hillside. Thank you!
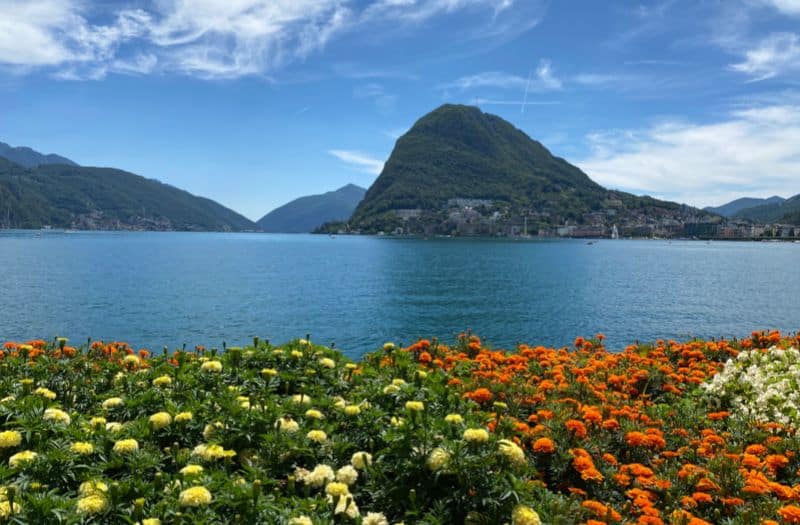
[258,184,365,233]
[0,157,258,231]
[735,194,800,225]
[340,104,712,235]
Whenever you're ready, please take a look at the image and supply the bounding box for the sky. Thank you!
[2,0,800,220]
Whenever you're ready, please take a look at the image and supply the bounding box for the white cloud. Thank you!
[577,104,800,207]
[0,1,150,71]
[757,0,800,15]
[0,0,537,79]
[329,149,385,175]
[730,32,800,81]
[444,59,561,91]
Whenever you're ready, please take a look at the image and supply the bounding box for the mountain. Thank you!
[0,157,257,231]
[704,196,785,218]
[337,104,713,236]
[734,193,800,225]
[258,184,366,233]
[0,141,77,168]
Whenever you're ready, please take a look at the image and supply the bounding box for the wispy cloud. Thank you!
[577,104,800,207]
[443,59,562,91]
[730,32,800,81]
[353,83,397,113]
[329,149,385,175]
[0,0,540,80]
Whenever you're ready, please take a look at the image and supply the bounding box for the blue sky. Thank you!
[2,0,800,220]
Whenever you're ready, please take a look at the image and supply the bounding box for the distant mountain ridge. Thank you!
[0,141,77,168]
[0,157,257,231]
[734,194,800,225]
[704,196,785,218]
[258,184,366,233]
[337,104,714,236]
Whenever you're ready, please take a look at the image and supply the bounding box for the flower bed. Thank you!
[0,332,799,524]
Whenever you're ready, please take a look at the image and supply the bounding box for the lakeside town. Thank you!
[338,196,800,240]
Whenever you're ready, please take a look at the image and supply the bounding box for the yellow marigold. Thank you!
[43,408,71,425]
[192,444,236,460]
[351,451,372,469]
[444,414,464,424]
[34,387,56,400]
[140,519,161,525]
[512,505,541,525]
[70,442,95,455]
[363,512,389,525]
[179,486,212,507]
[76,494,109,515]
[344,405,361,416]
[405,401,424,412]
[325,482,350,497]
[152,375,172,387]
[0,501,21,518]
[463,428,489,443]
[306,430,327,443]
[291,394,312,404]
[174,411,193,423]
[289,517,313,525]
[102,397,123,409]
[427,447,450,471]
[149,412,172,430]
[261,368,278,377]
[383,384,401,394]
[383,342,396,350]
[0,430,22,448]
[123,354,140,365]
[498,439,526,466]
[336,465,358,485]
[79,480,108,495]
[301,464,335,487]
[180,464,204,476]
[334,495,359,518]
[305,409,324,420]
[200,360,222,373]
[105,422,123,433]
[89,416,107,428]
[319,357,336,368]
[113,439,139,454]
[276,417,300,433]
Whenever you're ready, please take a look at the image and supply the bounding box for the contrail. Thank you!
[521,69,533,114]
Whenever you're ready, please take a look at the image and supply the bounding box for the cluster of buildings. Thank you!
[377,198,799,240]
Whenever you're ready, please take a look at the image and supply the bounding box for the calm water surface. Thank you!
[1,231,798,358]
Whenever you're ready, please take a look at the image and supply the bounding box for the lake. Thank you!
[1,231,798,358]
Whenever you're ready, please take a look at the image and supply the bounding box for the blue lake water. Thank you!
[1,231,798,358]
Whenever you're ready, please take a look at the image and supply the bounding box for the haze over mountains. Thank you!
[0,141,77,168]
[704,197,785,218]
[257,184,366,233]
